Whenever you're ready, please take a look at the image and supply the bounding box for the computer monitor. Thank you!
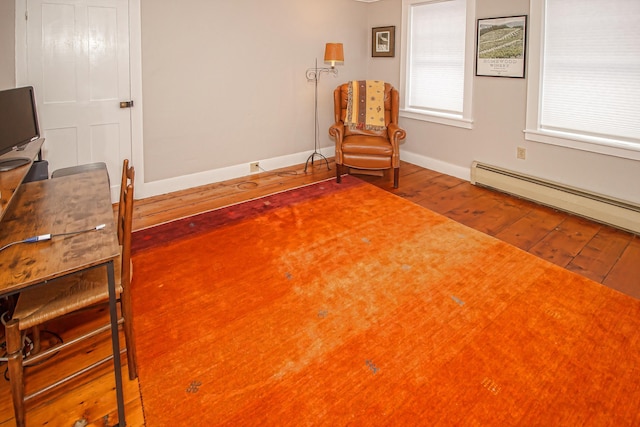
[0,86,40,171]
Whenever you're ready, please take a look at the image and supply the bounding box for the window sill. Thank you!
[524,129,640,161]
[400,109,473,130]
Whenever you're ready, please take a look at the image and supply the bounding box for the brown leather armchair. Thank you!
[329,82,406,188]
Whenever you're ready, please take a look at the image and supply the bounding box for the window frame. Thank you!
[399,0,476,129]
[524,0,640,161]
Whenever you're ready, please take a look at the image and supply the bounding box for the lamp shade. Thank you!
[324,43,344,67]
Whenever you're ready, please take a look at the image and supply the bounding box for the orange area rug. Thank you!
[131,176,640,426]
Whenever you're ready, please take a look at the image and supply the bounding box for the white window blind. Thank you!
[406,0,466,115]
[541,0,640,144]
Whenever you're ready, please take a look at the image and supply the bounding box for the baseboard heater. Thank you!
[470,161,640,235]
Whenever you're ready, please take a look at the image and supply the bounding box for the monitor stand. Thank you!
[0,157,32,172]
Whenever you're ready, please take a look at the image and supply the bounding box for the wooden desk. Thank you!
[0,169,126,426]
[0,138,44,221]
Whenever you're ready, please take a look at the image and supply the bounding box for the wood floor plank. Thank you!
[417,182,488,215]
[603,236,640,299]
[566,226,634,284]
[386,170,451,201]
[17,367,143,427]
[444,192,531,236]
[494,204,566,251]
[529,215,602,267]
[351,161,441,194]
[408,173,467,203]
[133,163,335,230]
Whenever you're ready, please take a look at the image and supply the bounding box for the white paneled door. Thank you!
[25,0,132,201]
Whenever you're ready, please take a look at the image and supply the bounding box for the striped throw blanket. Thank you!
[345,80,386,131]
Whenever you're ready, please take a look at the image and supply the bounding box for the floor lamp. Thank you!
[304,43,344,173]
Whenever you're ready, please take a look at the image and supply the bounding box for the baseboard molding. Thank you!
[400,151,470,181]
[138,148,471,200]
[137,147,336,200]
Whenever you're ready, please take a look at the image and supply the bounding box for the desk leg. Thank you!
[6,319,26,427]
[107,261,126,426]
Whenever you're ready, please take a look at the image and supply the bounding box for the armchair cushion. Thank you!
[342,135,393,157]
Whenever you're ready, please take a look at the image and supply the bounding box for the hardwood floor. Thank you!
[1,160,638,426]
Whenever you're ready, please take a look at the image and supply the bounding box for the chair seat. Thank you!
[51,162,110,185]
[342,135,392,156]
[51,162,107,177]
[13,254,124,331]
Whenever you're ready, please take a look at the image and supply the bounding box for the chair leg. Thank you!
[336,164,342,183]
[31,326,41,354]
[393,167,399,188]
[120,294,138,380]
[6,319,26,427]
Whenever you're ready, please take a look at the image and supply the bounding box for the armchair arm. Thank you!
[329,122,344,142]
[387,123,406,144]
[387,123,406,169]
[329,122,345,163]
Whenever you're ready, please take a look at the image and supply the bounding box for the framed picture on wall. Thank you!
[372,26,395,57]
[476,15,527,78]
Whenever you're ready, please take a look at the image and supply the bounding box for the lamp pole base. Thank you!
[304,151,330,173]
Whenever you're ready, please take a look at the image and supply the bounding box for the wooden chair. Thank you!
[3,159,137,427]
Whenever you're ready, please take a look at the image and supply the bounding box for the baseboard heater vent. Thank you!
[470,161,640,235]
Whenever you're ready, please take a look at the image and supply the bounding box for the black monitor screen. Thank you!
[0,86,40,157]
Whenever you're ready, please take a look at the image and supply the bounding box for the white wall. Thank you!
[7,0,638,205]
[365,0,640,205]
[140,0,370,184]
[365,0,402,87]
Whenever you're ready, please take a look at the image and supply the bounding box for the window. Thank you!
[400,0,475,129]
[525,0,640,160]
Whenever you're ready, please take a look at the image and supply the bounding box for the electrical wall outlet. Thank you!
[517,147,526,160]
[250,161,260,173]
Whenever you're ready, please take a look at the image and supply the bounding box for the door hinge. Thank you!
[119,100,134,109]
[25,11,28,20]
